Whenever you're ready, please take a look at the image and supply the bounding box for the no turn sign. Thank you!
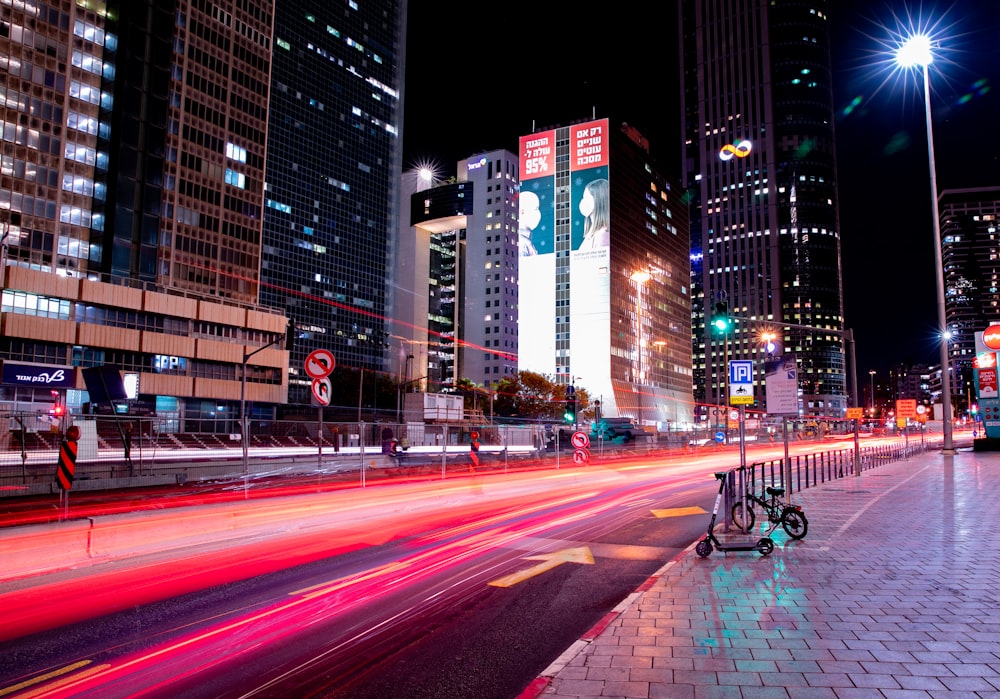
[305,349,335,379]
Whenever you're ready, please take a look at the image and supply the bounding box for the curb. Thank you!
[518,542,696,698]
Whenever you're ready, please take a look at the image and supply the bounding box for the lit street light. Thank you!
[893,30,954,453]
[869,369,877,418]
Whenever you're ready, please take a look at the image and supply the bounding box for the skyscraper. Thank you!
[393,150,519,393]
[0,1,288,433]
[262,0,406,407]
[940,186,1000,414]
[518,119,693,426]
[680,0,846,419]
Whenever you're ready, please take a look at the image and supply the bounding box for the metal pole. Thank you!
[240,353,249,497]
[869,370,876,417]
[358,368,364,423]
[783,416,791,491]
[921,62,954,453]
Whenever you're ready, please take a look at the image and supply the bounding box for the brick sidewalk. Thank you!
[531,449,1000,698]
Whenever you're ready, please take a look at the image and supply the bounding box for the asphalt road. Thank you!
[0,454,729,698]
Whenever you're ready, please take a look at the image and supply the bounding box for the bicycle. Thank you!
[731,484,808,540]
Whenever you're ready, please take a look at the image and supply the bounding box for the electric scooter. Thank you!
[696,471,774,557]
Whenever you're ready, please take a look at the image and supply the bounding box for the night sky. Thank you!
[401,2,1000,382]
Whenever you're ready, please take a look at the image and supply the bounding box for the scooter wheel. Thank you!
[695,539,713,558]
[756,538,774,556]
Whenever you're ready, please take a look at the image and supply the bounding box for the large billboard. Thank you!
[519,120,613,410]
[975,327,1000,440]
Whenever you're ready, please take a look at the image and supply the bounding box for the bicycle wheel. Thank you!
[781,509,808,539]
[730,501,755,533]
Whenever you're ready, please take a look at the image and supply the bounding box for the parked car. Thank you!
[591,417,638,441]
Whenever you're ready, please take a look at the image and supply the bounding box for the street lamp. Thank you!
[869,370,877,418]
[893,32,954,453]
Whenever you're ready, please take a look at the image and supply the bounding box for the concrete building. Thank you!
[517,119,693,427]
[1,1,287,434]
[393,150,520,393]
[680,0,847,420]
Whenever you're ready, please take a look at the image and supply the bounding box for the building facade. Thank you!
[455,152,520,388]
[262,0,406,409]
[940,186,1000,416]
[393,150,520,393]
[1,0,288,435]
[680,0,846,420]
[518,119,693,427]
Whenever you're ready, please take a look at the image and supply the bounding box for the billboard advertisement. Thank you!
[519,119,613,411]
[974,329,1000,439]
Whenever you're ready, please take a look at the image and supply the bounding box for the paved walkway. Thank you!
[530,448,1000,698]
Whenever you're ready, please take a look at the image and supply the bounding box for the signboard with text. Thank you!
[764,354,799,415]
[728,360,754,405]
[974,331,1000,440]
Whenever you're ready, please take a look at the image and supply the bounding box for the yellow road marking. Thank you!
[651,506,706,518]
[488,547,595,588]
[0,661,111,698]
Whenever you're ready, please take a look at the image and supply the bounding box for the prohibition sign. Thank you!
[571,431,590,449]
[305,349,335,379]
[311,376,332,406]
[573,449,590,465]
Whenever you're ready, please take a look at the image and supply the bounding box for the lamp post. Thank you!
[869,370,877,418]
[894,32,954,453]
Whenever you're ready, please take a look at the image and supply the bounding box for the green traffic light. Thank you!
[712,316,730,332]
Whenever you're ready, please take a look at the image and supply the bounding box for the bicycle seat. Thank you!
[714,472,727,480]
[765,486,785,497]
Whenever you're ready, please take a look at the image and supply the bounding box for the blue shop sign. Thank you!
[2,363,76,389]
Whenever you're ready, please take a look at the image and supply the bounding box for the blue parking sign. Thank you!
[729,360,753,384]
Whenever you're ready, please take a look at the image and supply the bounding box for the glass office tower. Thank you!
[680,0,847,419]
[262,0,406,407]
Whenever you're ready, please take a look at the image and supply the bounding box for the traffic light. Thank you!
[285,318,296,351]
[49,391,65,418]
[563,399,577,424]
[712,300,731,333]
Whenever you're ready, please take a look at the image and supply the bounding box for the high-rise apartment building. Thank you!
[1,1,288,434]
[262,0,406,407]
[455,152,520,386]
[680,0,846,419]
[393,150,519,393]
[940,186,1000,413]
[518,119,693,426]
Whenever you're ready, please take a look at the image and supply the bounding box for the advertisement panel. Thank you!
[568,120,613,412]
[518,130,557,374]
[517,119,614,413]
[764,354,799,415]
[974,330,1000,439]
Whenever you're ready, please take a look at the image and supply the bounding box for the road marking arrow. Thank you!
[488,546,595,588]
[651,506,706,518]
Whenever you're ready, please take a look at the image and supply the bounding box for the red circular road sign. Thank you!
[571,431,590,449]
[573,449,590,464]
[311,376,332,406]
[305,349,335,379]
[984,325,1000,351]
